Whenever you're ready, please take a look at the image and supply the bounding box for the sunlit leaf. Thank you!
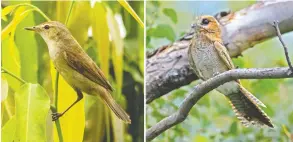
[1,7,33,40]
[118,0,144,28]
[9,26,21,71]
[163,8,177,23]
[1,78,9,102]
[92,2,110,78]
[14,83,50,142]
[1,116,16,142]
[1,5,17,21]
[50,56,85,142]
[107,7,123,98]
[67,1,91,46]
[2,39,21,90]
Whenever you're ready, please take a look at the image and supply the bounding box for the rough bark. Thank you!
[146,67,293,141]
[146,1,293,103]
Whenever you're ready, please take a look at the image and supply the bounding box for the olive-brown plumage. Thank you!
[25,21,131,123]
[188,16,273,127]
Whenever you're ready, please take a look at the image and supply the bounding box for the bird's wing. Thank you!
[214,41,235,70]
[188,39,204,79]
[63,49,113,92]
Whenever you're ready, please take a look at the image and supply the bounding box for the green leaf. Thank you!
[14,83,50,142]
[229,121,238,135]
[1,116,16,142]
[163,8,177,23]
[148,24,176,42]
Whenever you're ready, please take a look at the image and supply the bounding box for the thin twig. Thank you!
[146,67,292,141]
[273,21,293,74]
[1,67,26,84]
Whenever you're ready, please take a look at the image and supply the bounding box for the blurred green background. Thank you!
[2,1,144,142]
[146,1,293,142]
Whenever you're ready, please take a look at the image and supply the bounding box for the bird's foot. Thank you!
[52,112,63,121]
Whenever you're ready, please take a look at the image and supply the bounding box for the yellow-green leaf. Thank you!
[50,62,85,142]
[14,83,50,142]
[92,2,110,77]
[118,0,144,28]
[1,7,34,40]
[67,1,91,46]
[9,27,21,70]
[1,5,17,19]
[2,38,21,90]
[1,116,16,142]
[106,7,123,98]
[1,78,9,102]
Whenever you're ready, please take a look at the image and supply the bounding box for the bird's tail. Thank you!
[100,90,131,124]
[226,85,273,128]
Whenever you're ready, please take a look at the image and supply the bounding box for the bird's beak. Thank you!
[24,26,37,31]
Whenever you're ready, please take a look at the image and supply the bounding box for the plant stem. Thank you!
[53,1,75,142]
[1,67,26,84]
[65,1,75,25]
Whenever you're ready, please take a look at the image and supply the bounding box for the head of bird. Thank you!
[24,21,71,44]
[191,15,222,41]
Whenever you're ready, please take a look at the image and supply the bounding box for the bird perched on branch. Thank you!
[25,21,131,124]
[188,15,273,127]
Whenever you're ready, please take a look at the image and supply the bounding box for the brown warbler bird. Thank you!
[25,21,131,124]
[188,15,273,127]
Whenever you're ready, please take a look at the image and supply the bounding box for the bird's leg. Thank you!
[52,89,83,121]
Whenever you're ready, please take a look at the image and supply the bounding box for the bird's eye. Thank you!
[201,18,209,25]
[44,25,50,30]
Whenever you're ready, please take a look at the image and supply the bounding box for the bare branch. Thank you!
[146,67,293,141]
[146,1,293,103]
[273,21,293,74]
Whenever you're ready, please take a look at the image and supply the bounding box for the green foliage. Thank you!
[146,1,178,48]
[2,84,50,142]
[148,24,176,42]
[15,83,50,142]
[163,8,177,23]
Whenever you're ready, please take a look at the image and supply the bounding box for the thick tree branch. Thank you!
[146,67,293,141]
[146,1,293,103]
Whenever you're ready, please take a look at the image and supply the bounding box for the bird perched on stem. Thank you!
[188,15,273,127]
[25,21,131,124]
